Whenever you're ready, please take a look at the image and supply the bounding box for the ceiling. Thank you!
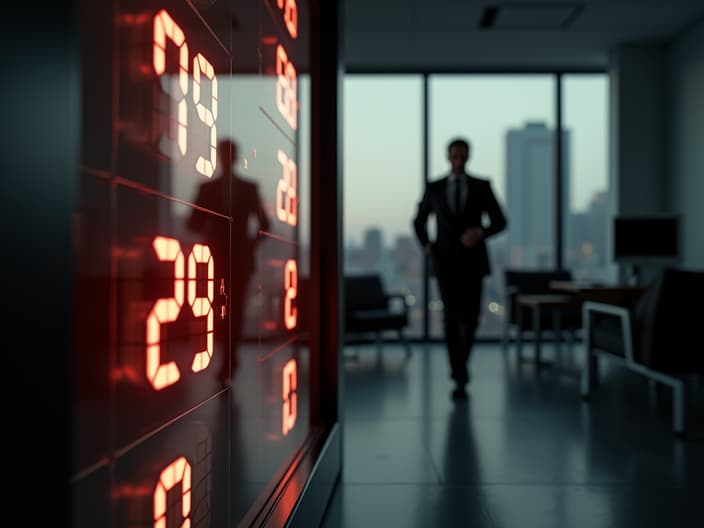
[343,0,704,71]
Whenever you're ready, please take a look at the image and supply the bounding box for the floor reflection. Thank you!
[322,342,704,527]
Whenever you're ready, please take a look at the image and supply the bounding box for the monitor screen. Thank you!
[613,216,679,260]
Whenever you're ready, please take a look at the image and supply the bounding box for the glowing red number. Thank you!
[188,243,214,372]
[276,45,297,130]
[153,456,191,528]
[153,10,189,158]
[284,259,297,330]
[146,237,216,390]
[152,10,218,176]
[282,359,297,436]
[277,0,298,39]
[276,150,297,227]
[147,237,185,390]
[193,53,218,177]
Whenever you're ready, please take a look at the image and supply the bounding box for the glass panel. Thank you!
[562,74,615,283]
[343,75,424,338]
[428,75,556,339]
[75,0,316,524]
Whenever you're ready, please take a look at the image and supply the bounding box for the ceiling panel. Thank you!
[343,0,704,70]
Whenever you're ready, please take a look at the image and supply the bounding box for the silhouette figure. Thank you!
[188,138,270,381]
[413,137,507,400]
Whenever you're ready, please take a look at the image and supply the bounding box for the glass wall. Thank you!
[561,74,614,283]
[343,76,424,337]
[428,75,556,338]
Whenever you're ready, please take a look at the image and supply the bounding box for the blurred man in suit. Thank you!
[413,138,507,400]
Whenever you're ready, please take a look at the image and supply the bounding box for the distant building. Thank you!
[505,121,570,268]
[364,227,383,254]
[566,190,609,280]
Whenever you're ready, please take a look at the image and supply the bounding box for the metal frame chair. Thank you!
[581,268,704,435]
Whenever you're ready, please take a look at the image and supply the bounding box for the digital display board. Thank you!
[73,0,320,525]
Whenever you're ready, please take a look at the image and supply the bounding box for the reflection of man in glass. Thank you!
[188,138,270,380]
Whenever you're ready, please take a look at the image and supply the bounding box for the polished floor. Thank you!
[320,341,704,528]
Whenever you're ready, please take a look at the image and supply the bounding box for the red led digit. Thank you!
[276,150,298,227]
[282,359,297,436]
[276,45,297,130]
[153,456,191,528]
[188,243,214,372]
[277,0,298,39]
[284,259,298,330]
[193,53,218,177]
[147,237,185,390]
[153,9,189,158]
[284,59,297,130]
[285,158,297,225]
[146,238,216,390]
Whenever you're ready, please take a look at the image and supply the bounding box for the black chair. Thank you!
[582,267,704,435]
[344,274,410,355]
[502,269,582,358]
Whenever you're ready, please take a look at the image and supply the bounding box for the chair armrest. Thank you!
[583,301,630,318]
[583,301,634,362]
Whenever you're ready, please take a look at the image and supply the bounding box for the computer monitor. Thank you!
[613,215,679,283]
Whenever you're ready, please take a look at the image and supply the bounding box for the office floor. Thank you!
[320,341,704,528]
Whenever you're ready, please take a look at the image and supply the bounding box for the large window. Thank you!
[429,75,556,338]
[562,75,614,283]
[343,76,424,337]
[343,72,610,340]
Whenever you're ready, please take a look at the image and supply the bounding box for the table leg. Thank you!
[516,303,523,361]
[553,309,562,362]
[532,304,541,365]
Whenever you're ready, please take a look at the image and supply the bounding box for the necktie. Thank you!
[454,178,461,215]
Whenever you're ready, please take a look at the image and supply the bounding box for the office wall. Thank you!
[608,43,671,282]
[609,44,667,217]
[667,17,704,268]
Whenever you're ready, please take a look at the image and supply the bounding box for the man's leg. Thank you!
[444,309,466,385]
[458,275,484,382]
[435,270,466,387]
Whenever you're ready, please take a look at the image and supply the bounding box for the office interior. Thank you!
[5,0,704,527]
[329,2,704,527]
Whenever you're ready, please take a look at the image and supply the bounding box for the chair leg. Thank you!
[516,330,523,362]
[581,308,600,398]
[553,310,562,361]
[673,379,686,436]
[398,329,411,358]
[501,321,510,352]
[581,342,593,399]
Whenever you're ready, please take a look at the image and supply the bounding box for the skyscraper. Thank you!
[505,121,570,268]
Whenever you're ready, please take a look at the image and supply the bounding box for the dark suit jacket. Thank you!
[413,174,507,277]
[188,174,270,275]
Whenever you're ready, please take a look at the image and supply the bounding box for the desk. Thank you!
[517,293,580,366]
[549,281,645,305]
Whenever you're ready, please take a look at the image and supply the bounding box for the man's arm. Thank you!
[412,188,433,252]
[256,187,271,234]
[481,181,507,238]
